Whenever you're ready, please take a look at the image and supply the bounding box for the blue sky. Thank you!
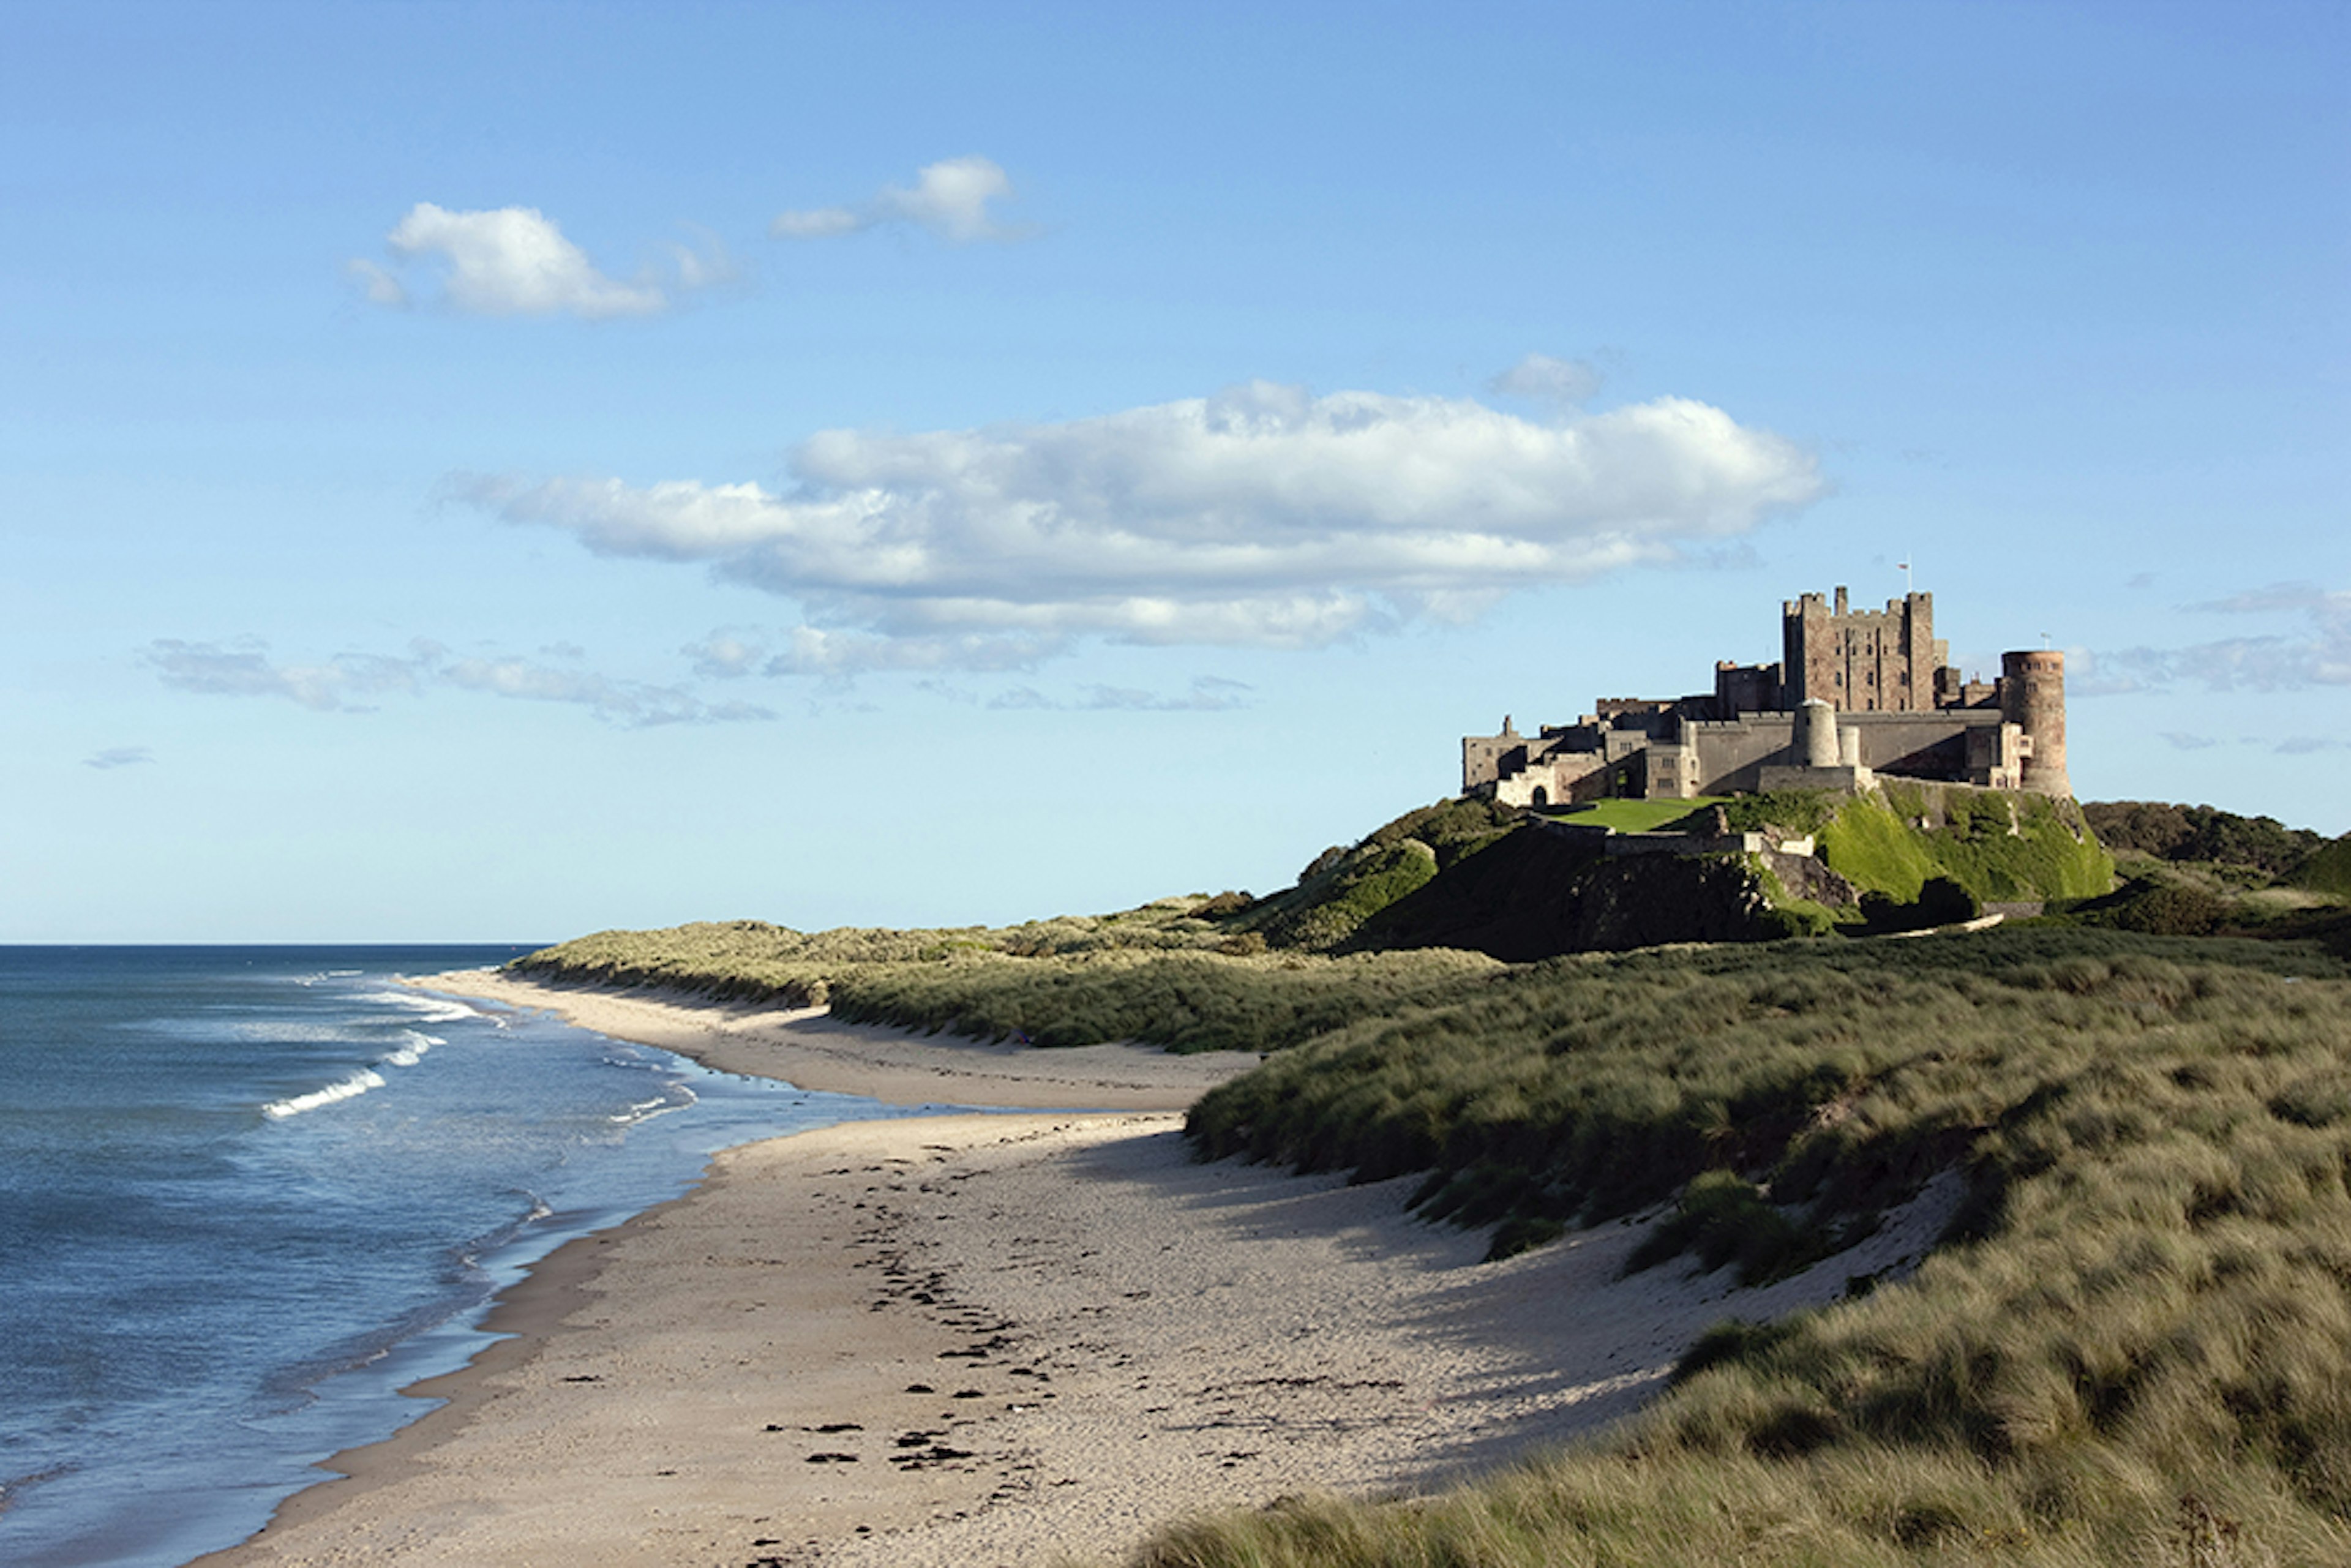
[4,0,2344,942]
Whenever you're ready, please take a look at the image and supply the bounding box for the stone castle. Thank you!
[1463,587,2069,806]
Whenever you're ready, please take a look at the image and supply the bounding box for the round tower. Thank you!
[1794,699,1840,768]
[2001,650,2069,796]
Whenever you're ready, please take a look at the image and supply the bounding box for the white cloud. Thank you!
[1487,352,1603,407]
[141,639,770,727]
[83,746,155,770]
[347,258,409,308]
[459,378,1822,665]
[353,203,673,318]
[771,156,1023,243]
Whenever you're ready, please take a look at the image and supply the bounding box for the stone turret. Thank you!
[1794,699,1840,767]
[2001,650,2069,796]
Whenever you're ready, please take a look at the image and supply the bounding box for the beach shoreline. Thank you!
[406,966,1262,1112]
[198,972,1959,1568]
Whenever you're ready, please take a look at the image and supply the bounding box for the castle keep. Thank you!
[1462,588,2069,806]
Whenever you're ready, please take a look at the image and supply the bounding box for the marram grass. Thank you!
[1144,929,2351,1566]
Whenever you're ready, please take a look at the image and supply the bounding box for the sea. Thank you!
[0,945,941,1568]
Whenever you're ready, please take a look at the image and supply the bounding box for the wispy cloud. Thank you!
[1486,352,1602,408]
[141,638,770,727]
[684,626,1064,679]
[350,203,729,318]
[771,156,1025,243]
[143,639,425,710]
[985,677,1253,713]
[2093,581,2351,693]
[459,372,1821,671]
[83,746,154,770]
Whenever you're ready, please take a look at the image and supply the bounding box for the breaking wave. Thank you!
[380,1030,443,1068]
[361,991,476,1025]
[261,1069,386,1120]
[260,1027,449,1118]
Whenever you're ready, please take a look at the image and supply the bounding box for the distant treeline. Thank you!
[2083,799,2331,877]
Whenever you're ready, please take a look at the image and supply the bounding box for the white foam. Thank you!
[358,990,476,1025]
[379,1030,442,1068]
[262,1068,387,1120]
[607,1085,696,1126]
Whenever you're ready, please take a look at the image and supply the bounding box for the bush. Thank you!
[2110,880,2230,936]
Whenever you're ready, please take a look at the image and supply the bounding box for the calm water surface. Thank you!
[0,945,929,1567]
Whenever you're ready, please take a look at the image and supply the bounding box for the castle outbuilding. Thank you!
[1462,588,2069,806]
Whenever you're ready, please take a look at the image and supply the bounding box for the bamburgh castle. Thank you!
[1463,587,2069,806]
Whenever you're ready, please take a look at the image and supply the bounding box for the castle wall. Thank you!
[1679,708,2012,797]
[1684,713,1798,795]
[1841,710,2005,773]
[1490,749,1608,808]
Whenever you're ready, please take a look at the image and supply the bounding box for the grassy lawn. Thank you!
[1544,796,1728,833]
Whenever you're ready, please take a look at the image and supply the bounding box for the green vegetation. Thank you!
[1543,797,1726,833]
[512,911,1504,1054]
[1239,798,1520,951]
[1716,789,1841,837]
[1159,928,2351,1566]
[828,947,1499,1054]
[2086,800,2328,880]
[2298,836,2351,900]
[1818,785,2113,906]
[2060,802,2349,948]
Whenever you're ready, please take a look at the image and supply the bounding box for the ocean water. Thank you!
[0,946,934,1568]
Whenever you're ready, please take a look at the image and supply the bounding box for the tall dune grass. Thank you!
[1147,928,2351,1565]
[510,913,1504,1053]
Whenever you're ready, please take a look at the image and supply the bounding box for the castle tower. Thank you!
[1793,699,1840,767]
[1781,587,1950,712]
[2000,650,2069,796]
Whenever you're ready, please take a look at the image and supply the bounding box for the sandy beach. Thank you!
[411,967,1265,1112]
[198,971,1957,1568]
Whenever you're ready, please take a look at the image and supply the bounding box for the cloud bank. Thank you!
[352,204,726,318]
[83,746,154,770]
[2093,582,2351,693]
[771,156,1023,242]
[459,379,1821,672]
[142,639,770,727]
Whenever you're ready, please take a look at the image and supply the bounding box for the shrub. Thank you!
[2112,881,2231,937]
